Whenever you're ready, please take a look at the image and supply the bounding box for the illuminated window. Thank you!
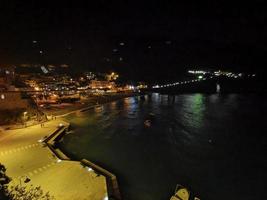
[1,94,5,100]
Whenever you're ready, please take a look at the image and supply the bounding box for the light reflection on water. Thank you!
[61,93,267,200]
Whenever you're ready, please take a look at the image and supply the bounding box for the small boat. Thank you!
[170,184,200,200]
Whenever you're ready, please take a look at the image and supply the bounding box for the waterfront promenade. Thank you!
[0,120,108,200]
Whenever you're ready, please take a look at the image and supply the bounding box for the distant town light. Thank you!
[188,70,206,74]
[198,75,203,79]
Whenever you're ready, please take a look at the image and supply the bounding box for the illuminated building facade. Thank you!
[89,80,116,90]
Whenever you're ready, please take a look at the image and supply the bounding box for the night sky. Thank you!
[0,1,266,82]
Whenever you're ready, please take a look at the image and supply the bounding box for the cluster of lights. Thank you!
[126,85,135,90]
[153,70,256,89]
[188,70,207,74]
[137,84,148,89]
[77,86,89,90]
[152,76,211,89]
[189,70,256,79]
[106,72,119,81]
[85,72,96,80]
[223,72,256,78]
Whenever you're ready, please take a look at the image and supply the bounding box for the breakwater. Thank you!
[44,122,122,200]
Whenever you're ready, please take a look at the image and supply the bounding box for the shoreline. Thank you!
[0,120,109,200]
[0,92,141,130]
[52,93,148,198]
[43,122,122,200]
[50,93,148,199]
[0,93,143,200]
[42,92,141,118]
[0,93,144,199]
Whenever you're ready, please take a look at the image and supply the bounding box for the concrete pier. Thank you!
[0,120,109,200]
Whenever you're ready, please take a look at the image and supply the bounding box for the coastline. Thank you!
[44,122,122,200]
[0,119,108,200]
[42,92,141,118]
[52,93,147,199]
[51,93,147,199]
[0,92,144,199]
[0,92,141,131]
[44,92,149,199]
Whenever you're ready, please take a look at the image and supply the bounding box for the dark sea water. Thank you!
[60,93,267,200]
